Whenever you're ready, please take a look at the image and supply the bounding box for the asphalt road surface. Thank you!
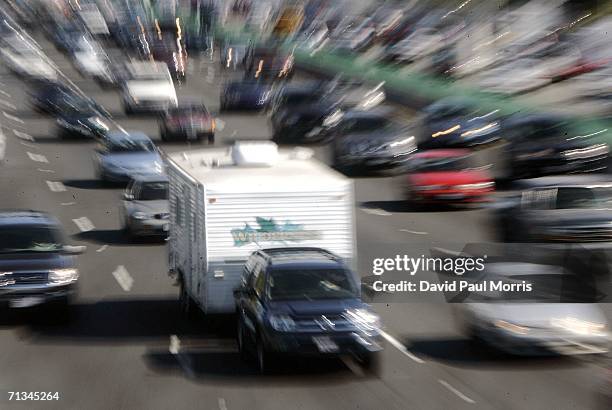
[0,32,610,410]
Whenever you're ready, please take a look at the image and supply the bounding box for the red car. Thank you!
[405,149,494,204]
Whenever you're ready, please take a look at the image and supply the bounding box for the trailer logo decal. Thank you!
[231,217,322,246]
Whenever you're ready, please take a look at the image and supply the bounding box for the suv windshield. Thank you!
[0,226,64,253]
[268,268,358,300]
[137,182,169,200]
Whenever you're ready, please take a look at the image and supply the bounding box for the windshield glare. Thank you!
[0,226,64,253]
[268,269,358,301]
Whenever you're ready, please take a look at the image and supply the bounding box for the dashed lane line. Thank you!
[112,265,133,292]
[72,217,94,232]
[438,379,476,404]
[46,181,66,192]
[27,152,48,163]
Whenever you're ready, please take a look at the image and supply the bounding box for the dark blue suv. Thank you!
[234,247,383,374]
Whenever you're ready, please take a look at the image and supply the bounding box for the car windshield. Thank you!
[411,155,471,172]
[268,268,359,301]
[109,138,155,153]
[554,187,612,209]
[137,182,169,200]
[0,226,64,253]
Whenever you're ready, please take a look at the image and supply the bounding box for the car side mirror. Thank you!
[63,245,87,255]
[123,193,134,201]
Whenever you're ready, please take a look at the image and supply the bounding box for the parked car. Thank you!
[120,175,169,239]
[503,114,609,179]
[94,132,164,183]
[160,103,215,143]
[495,176,612,243]
[235,247,383,374]
[404,149,494,204]
[329,109,417,173]
[0,211,85,311]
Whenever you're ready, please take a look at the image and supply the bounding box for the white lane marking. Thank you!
[3,111,23,123]
[399,229,428,235]
[215,118,225,131]
[46,180,66,192]
[96,244,108,253]
[0,99,16,109]
[380,330,425,364]
[14,130,34,141]
[0,90,11,98]
[206,66,215,83]
[20,141,36,148]
[112,265,133,292]
[37,168,55,173]
[0,129,5,160]
[360,207,391,216]
[61,202,76,206]
[72,217,94,232]
[27,152,47,163]
[169,334,181,354]
[218,398,228,410]
[340,356,365,377]
[438,379,475,404]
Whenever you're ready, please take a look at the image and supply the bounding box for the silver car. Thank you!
[120,175,169,239]
[454,262,611,356]
[93,132,164,183]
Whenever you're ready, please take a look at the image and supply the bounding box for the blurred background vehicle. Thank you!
[94,131,164,183]
[404,149,494,205]
[159,102,216,143]
[495,176,612,243]
[120,175,169,240]
[121,61,178,114]
[220,80,273,111]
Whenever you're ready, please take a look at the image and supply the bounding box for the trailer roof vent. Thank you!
[231,141,279,167]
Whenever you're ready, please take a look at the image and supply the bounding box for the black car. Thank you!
[31,83,106,117]
[219,80,273,111]
[0,211,85,312]
[420,97,503,149]
[268,81,326,115]
[328,109,417,173]
[270,93,343,144]
[244,45,294,80]
[234,247,383,374]
[160,103,215,143]
[503,114,609,179]
[495,176,612,243]
[56,112,110,140]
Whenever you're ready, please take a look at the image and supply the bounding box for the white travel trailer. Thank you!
[165,141,356,314]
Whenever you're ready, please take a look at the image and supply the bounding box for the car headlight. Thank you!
[269,314,296,332]
[389,137,415,149]
[132,212,150,220]
[550,317,608,336]
[455,182,495,190]
[460,122,499,138]
[344,308,381,332]
[562,144,609,160]
[494,320,529,335]
[49,268,79,285]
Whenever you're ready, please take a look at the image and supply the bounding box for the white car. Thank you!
[122,62,178,114]
[0,36,57,81]
[72,38,114,84]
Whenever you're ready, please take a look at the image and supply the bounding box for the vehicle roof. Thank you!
[260,247,346,270]
[413,149,472,158]
[514,175,612,188]
[0,211,59,227]
[106,131,152,143]
[166,145,350,192]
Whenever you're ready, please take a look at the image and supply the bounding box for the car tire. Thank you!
[237,314,251,362]
[357,351,382,377]
[256,335,276,374]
